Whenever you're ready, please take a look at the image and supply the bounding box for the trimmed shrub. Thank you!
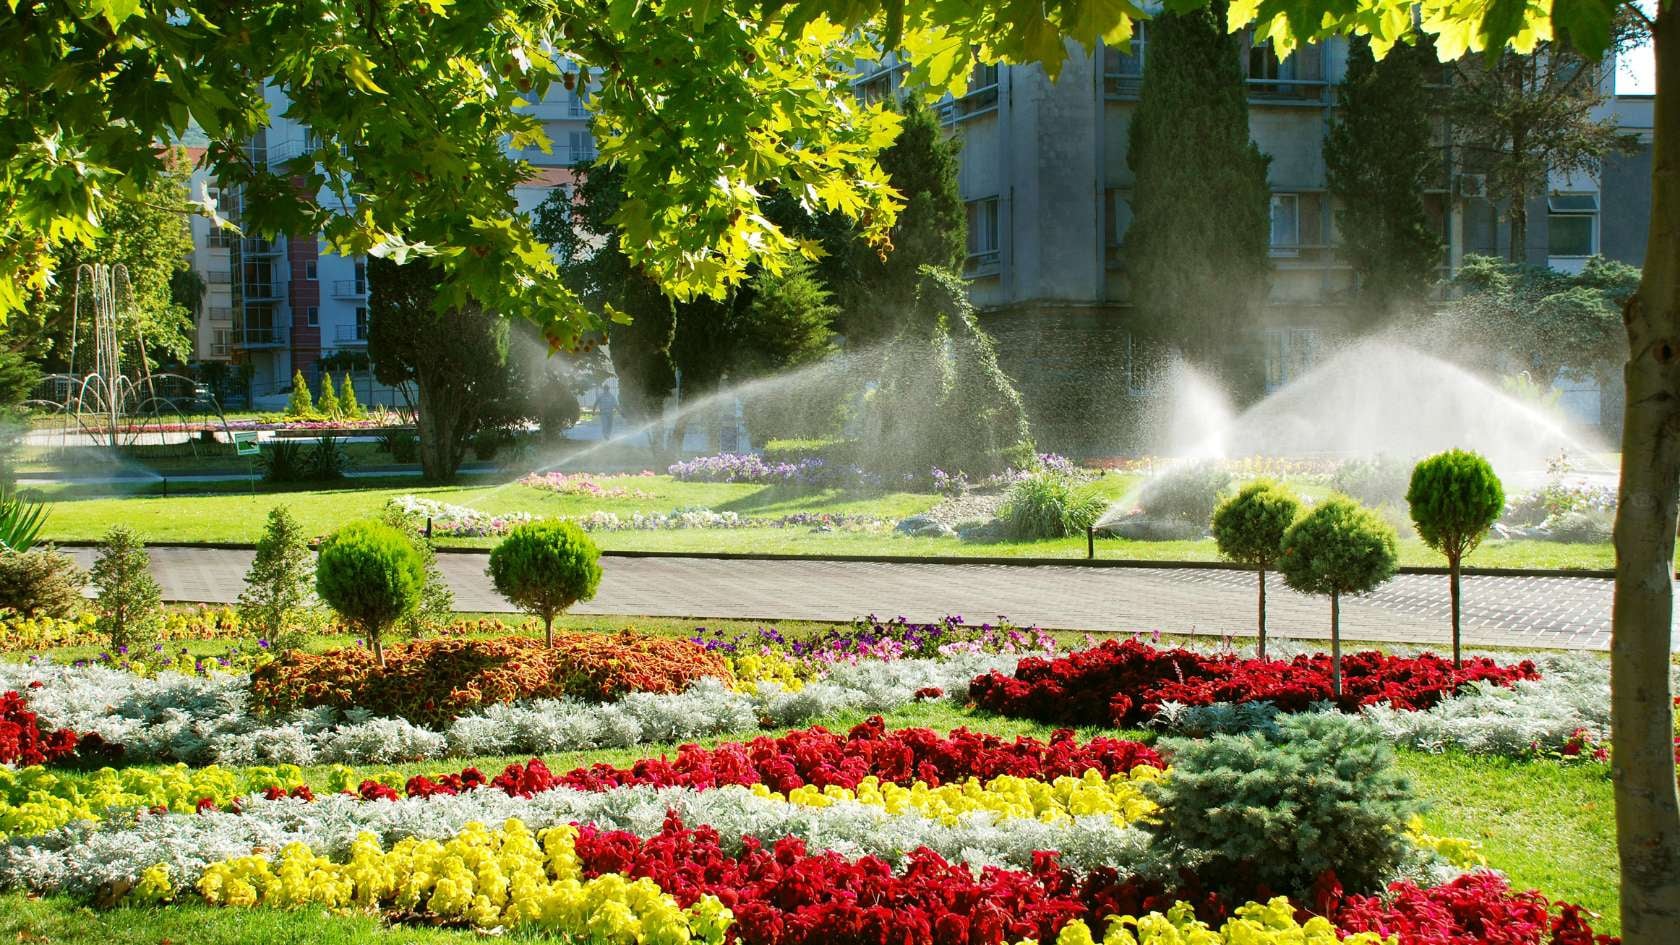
[1136,462,1232,527]
[248,634,731,724]
[0,548,85,618]
[317,372,342,419]
[378,505,455,637]
[1210,479,1300,658]
[237,506,316,650]
[315,520,425,667]
[1148,712,1417,898]
[89,526,162,651]
[340,373,363,419]
[1277,496,1398,697]
[285,369,314,418]
[998,471,1106,540]
[1407,449,1504,666]
[488,521,603,645]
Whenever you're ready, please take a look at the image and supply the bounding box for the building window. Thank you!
[1269,194,1300,256]
[353,259,367,295]
[1104,190,1132,268]
[306,306,319,327]
[1547,193,1598,257]
[855,71,893,107]
[1102,24,1147,97]
[1263,328,1320,392]
[965,197,1000,274]
[939,61,1000,121]
[1245,36,1324,99]
[304,261,318,281]
[567,130,596,164]
[355,306,369,335]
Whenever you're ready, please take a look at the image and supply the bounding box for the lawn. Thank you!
[22,473,1627,568]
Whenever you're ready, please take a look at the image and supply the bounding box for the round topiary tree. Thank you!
[1407,449,1505,669]
[487,520,603,646]
[1277,495,1398,697]
[1210,479,1301,659]
[315,520,425,668]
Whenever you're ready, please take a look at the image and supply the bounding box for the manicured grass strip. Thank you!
[1398,749,1619,934]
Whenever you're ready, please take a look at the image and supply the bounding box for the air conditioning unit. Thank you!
[1457,173,1488,198]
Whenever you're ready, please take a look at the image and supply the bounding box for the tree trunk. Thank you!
[1329,590,1342,700]
[1450,557,1463,668]
[544,614,554,648]
[1256,568,1268,660]
[1508,189,1528,263]
[415,368,466,482]
[370,628,385,668]
[1613,19,1680,943]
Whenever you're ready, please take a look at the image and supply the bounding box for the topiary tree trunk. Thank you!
[1448,555,1462,668]
[1257,568,1268,660]
[1329,590,1341,700]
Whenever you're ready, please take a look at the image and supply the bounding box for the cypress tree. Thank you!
[1125,5,1271,383]
[317,371,342,419]
[1324,39,1444,317]
[286,369,314,418]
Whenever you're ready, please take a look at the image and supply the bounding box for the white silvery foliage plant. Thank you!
[0,783,1164,896]
[1,655,1032,766]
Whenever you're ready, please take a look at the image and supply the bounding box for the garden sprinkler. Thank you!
[425,516,434,539]
[1086,525,1095,560]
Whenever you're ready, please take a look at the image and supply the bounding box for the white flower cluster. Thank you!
[0,781,1163,897]
[0,654,1023,767]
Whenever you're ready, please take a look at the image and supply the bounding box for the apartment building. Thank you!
[857,36,1654,445]
[183,81,593,407]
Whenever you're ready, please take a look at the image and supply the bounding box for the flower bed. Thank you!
[693,615,1060,668]
[248,635,733,725]
[519,470,659,499]
[385,496,894,538]
[969,639,1539,727]
[0,691,85,767]
[668,452,881,488]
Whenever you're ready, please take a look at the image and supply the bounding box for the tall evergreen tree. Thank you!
[831,97,966,345]
[1125,5,1271,383]
[1324,39,1445,316]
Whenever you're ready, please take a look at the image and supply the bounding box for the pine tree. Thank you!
[317,371,342,419]
[835,97,966,345]
[340,373,363,419]
[286,369,314,418]
[237,505,317,650]
[737,257,841,444]
[90,526,161,651]
[1324,39,1444,316]
[1125,4,1271,385]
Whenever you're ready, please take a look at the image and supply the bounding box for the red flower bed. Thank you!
[0,690,116,767]
[565,815,1614,945]
[347,717,1164,801]
[969,639,1538,727]
[1327,872,1618,945]
[248,633,734,724]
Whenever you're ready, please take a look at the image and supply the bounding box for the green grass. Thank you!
[20,473,1627,568]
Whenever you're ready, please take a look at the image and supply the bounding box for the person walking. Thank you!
[595,383,618,441]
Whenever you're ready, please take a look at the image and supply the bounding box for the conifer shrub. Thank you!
[339,373,363,419]
[1148,712,1417,898]
[317,372,342,418]
[285,369,314,418]
[90,526,162,651]
[237,506,317,650]
[1407,449,1504,667]
[1277,496,1398,697]
[1210,479,1300,657]
[488,521,603,645]
[315,520,424,667]
[0,548,85,619]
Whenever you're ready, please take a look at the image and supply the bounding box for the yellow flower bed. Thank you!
[0,763,304,839]
[196,819,733,943]
[1,607,247,650]
[1053,898,1395,945]
[750,766,1167,826]
[728,652,811,692]
[1404,815,1487,870]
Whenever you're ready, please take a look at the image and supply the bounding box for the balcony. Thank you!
[331,279,368,299]
[205,306,233,323]
[936,84,1000,124]
[204,270,232,284]
[963,250,1002,278]
[242,281,283,302]
[1245,77,1328,104]
[241,237,282,256]
[232,325,284,348]
[335,323,370,346]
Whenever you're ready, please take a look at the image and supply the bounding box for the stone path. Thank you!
[64,546,1675,652]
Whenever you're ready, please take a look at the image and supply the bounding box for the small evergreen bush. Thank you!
[1148,712,1418,898]
[487,521,603,645]
[1277,495,1398,696]
[317,372,342,419]
[1210,479,1301,657]
[285,369,314,418]
[1137,461,1232,526]
[90,526,162,651]
[379,505,455,636]
[315,520,425,667]
[998,471,1105,540]
[0,548,85,618]
[237,506,317,650]
[1407,449,1504,666]
[339,373,363,419]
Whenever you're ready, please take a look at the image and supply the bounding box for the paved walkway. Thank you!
[62,546,1676,652]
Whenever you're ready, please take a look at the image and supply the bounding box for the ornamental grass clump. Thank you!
[1147,712,1417,899]
[1277,496,1398,698]
[1210,479,1300,658]
[999,469,1105,540]
[488,520,602,646]
[314,520,424,668]
[1407,449,1504,667]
